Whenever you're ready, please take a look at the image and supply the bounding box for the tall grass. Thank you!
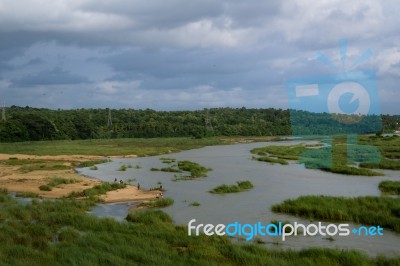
[272,195,400,233]
[210,181,254,194]
[137,198,174,208]
[252,138,384,176]
[0,191,398,264]
[177,160,211,178]
[39,177,80,191]
[67,182,126,199]
[76,159,110,168]
[379,181,400,195]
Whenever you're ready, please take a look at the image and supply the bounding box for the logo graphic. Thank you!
[188,219,384,241]
[286,40,381,168]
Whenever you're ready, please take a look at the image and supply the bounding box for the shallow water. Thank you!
[79,141,400,257]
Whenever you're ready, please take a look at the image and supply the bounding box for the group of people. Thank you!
[112,179,165,198]
[113,178,125,184]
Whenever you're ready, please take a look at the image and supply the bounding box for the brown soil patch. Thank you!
[0,153,156,202]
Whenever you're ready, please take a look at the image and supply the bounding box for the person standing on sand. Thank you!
[137,183,140,190]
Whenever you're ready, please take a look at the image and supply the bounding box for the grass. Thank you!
[160,157,176,164]
[189,201,201,206]
[272,195,400,233]
[0,189,398,265]
[251,137,385,176]
[177,160,211,178]
[39,185,52,191]
[0,137,238,157]
[160,167,182,173]
[255,156,289,165]
[137,198,174,208]
[47,177,79,187]
[360,158,400,170]
[150,167,160,171]
[89,165,98,170]
[210,181,254,194]
[154,160,211,180]
[39,177,80,191]
[379,181,400,195]
[76,159,110,168]
[15,191,40,198]
[67,182,126,199]
[118,164,127,171]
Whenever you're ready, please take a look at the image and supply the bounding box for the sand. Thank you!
[0,153,157,203]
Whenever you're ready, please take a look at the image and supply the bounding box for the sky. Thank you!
[0,0,399,114]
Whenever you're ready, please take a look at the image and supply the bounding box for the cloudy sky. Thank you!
[0,0,399,113]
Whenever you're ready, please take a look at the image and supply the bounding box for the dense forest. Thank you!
[0,106,398,142]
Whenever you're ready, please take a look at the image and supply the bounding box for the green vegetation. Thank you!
[160,167,182,173]
[255,156,289,165]
[150,167,160,171]
[38,177,80,192]
[77,159,110,168]
[360,158,400,170]
[272,195,400,233]
[359,135,400,159]
[189,201,201,207]
[155,160,211,181]
[39,185,52,191]
[67,182,126,199]
[1,106,398,143]
[0,190,398,265]
[137,198,174,208]
[47,177,79,187]
[0,137,235,157]
[89,165,98,170]
[210,181,254,194]
[118,164,127,171]
[1,158,72,173]
[15,191,40,198]
[379,181,400,195]
[251,137,385,176]
[177,160,211,178]
[160,157,176,164]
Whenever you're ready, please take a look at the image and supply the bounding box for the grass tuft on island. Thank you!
[67,182,126,200]
[39,177,80,191]
[76,159,110,168]
[251,137,386,176]
[272,195,400,233]
[137,197,174,208]
[210,181,254,194]
[0,190,398,264]
[379,181,400,195]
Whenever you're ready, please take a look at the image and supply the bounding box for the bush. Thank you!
[137,198,174,208]
[210,180,254,194]
[379,181,400,195]
[39,185,52,191]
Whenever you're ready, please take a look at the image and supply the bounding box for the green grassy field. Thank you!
[251,136,400,176]
[272,195,400,233]
[379,181,400,195]
[0,190,399,265]
[0,137,279,157]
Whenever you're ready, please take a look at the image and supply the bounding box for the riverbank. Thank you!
[0,153,158,203]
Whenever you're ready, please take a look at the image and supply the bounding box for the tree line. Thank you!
[0,106,398,142]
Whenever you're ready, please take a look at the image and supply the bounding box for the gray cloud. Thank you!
[0,0,398,114]
[11,67,90,87]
